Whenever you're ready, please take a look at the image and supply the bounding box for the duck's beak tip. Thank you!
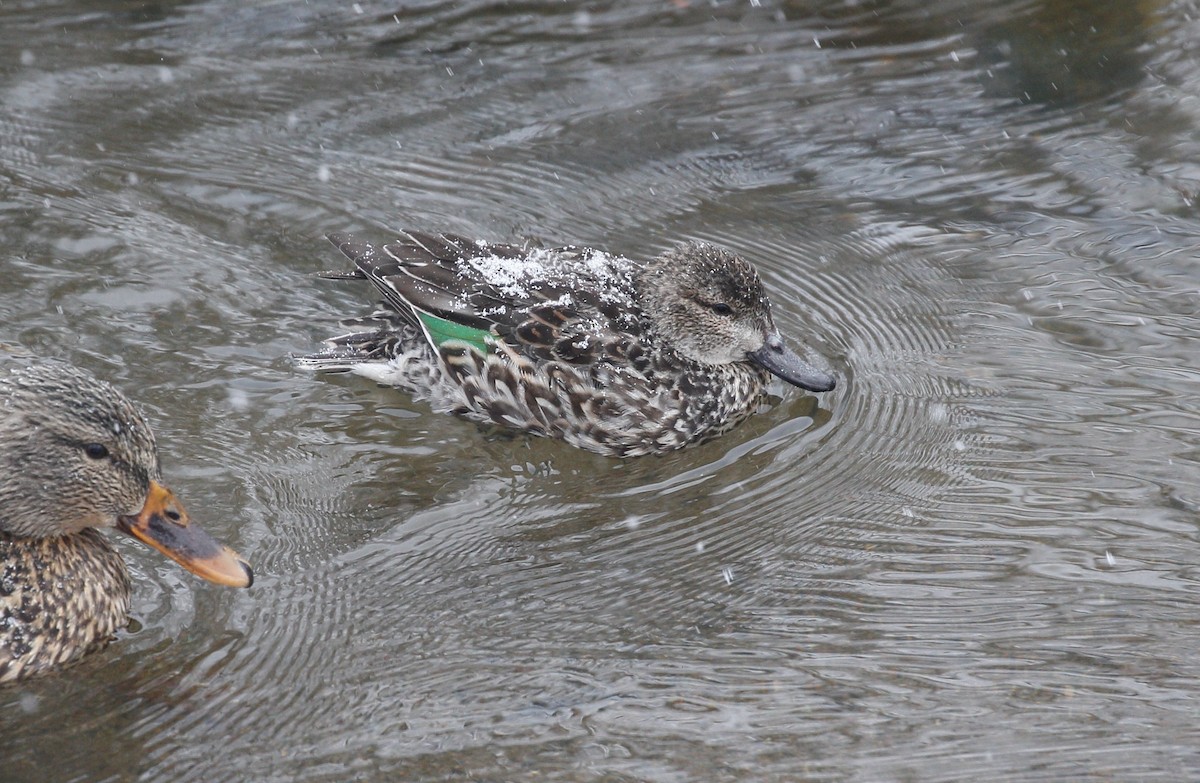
[191,547,254,588]
[236,558,255,589]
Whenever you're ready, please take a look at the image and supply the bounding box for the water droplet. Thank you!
[227,387,250,412]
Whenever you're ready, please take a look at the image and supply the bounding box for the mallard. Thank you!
[303,230,836,457]
[0,362,252,683]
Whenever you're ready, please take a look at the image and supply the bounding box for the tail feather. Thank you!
[297,329,401,372]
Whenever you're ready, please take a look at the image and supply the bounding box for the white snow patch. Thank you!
[456,247,629,300]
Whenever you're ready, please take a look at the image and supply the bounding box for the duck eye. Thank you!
[708,302,734,316]
[84,443,110,460]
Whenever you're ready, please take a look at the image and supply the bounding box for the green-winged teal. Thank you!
[0,362,252,683]
[304,230,836,457]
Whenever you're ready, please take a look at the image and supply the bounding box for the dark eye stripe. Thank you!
[51,434,144,485]
[690,294,735,316]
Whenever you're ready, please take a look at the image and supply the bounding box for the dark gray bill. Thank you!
[748,335,836,392]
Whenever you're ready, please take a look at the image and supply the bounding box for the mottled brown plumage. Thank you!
[0,362,252,683]
[304,230,837,457]
[0,530,130,679]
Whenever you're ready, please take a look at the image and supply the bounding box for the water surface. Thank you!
[2,1,1199,781]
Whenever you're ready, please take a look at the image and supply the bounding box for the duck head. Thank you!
[0,363,252,587]
[637,242,836,392]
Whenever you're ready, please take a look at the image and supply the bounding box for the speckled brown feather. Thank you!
[0,529,130,682]
[305,231,834,457]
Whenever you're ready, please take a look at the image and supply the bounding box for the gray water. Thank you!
[2,1,1198,781]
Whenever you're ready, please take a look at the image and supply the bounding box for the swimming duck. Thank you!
[304,230,836,457]
[0,362,252,683]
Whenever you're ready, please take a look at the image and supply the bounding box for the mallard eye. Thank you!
[83,443,110,460]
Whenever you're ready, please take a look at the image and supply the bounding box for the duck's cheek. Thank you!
[56,505,113,535]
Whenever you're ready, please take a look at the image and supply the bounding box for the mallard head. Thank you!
[0,362,252,587]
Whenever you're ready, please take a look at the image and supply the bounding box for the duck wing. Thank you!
[325,231,640,366]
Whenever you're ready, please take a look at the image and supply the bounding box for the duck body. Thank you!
[0,530,130,682]
[0,362,252,683]
[304,231,836,457]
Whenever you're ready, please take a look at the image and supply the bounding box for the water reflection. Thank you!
[977,0,1159,106]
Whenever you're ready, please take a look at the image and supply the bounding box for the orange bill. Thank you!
[117,481,253,588]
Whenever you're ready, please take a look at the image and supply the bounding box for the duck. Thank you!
[303,230,836,457]
[0,361,252,683]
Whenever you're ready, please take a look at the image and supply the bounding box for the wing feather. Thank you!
[325,230,643,368]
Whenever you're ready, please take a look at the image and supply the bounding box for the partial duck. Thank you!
[0,362,252,683]
[303,230,836,457]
